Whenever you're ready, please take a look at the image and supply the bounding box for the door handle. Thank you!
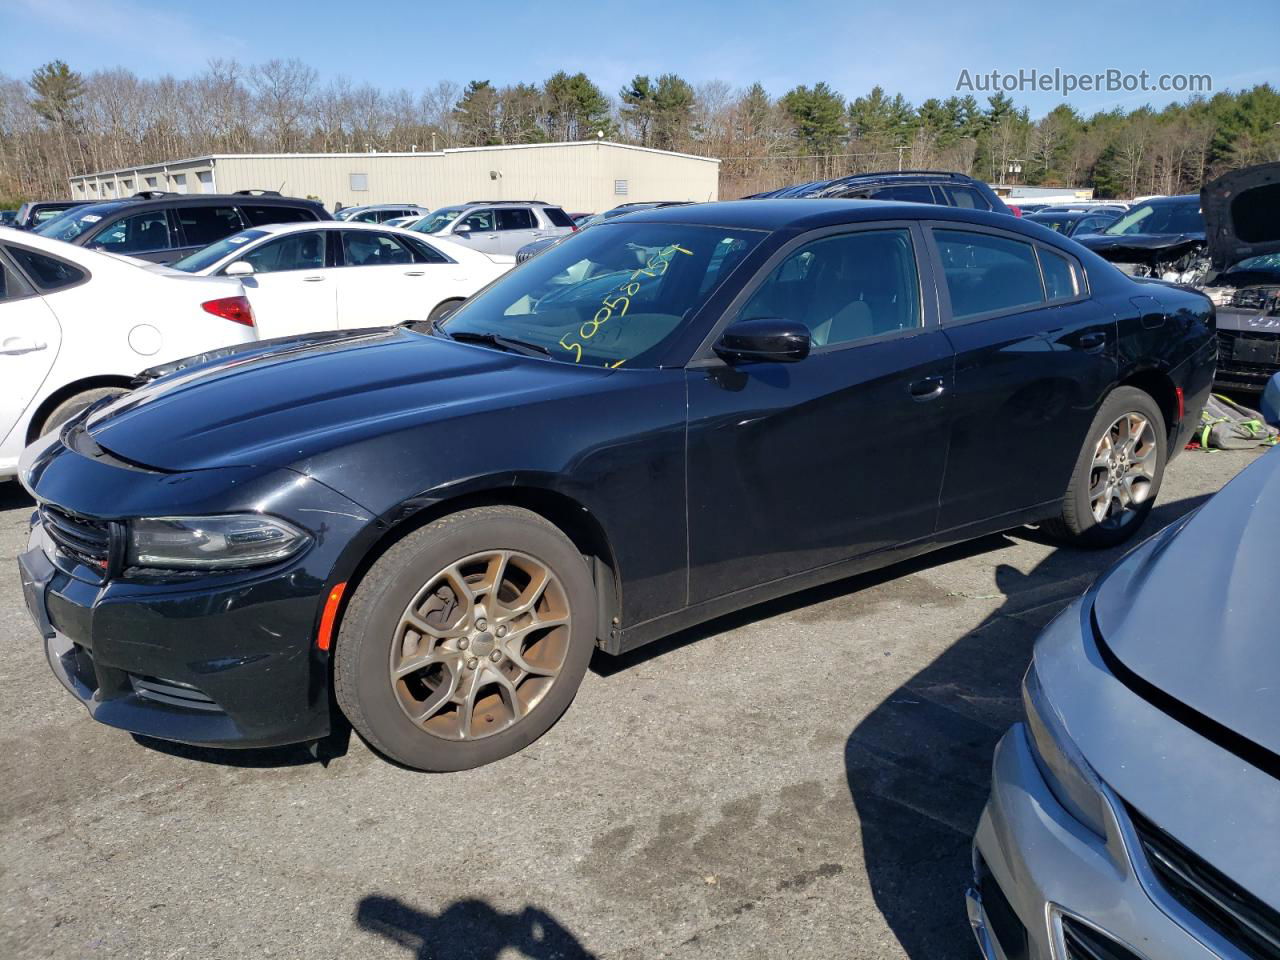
[0,337,47,355]
[302,276,325,282]
[1079,331,1107,351]
[909,376,946,401]
[404,270,425,277]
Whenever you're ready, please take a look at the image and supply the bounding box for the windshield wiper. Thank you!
[445,329,551,358]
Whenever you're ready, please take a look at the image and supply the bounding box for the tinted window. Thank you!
[1038,248,1081,301]
[443,222,763,368]
[543,207,574,228]
[34,202,127,242]
[742,229,921,347]
[88,209,172,253]
[459,209,496,232]
[8,246,87,291]
[179,206,245,246]
[940,185,991,210]
[870,185,938,204]
[497,208,536,231]
[240,204,316,227]
[0,256,33,300]
[342,232,414,266]
[240,232,326,274]
[935,229,1044,320]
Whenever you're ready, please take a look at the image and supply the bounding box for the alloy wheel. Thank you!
[389,550,572,740]
[1089,412,1158,528]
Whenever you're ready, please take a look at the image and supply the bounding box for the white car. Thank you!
[167,221,514,338]
[0,227,256,479]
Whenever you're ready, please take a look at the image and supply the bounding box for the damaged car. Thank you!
[1078,163,1280,393]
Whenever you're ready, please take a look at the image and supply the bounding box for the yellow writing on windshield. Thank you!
[559,243,694,364]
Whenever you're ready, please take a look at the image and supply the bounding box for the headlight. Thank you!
[1022,662,1109,838]
[127,514,309,569]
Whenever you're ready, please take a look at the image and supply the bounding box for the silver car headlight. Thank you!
[127,514,309,570]
[1022,662,1109,838]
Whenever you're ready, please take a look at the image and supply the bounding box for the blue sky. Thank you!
[2,0,1276,118]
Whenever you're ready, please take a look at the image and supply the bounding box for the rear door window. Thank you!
[342,231,415,266]
[497,208,536,231]
[934,229,1045,320]
[240,205,317,226]
[88,209,173,254]
[178,205,246,247]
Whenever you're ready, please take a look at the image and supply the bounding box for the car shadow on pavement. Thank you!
[355,894,598,960]
[844,495,1212,960]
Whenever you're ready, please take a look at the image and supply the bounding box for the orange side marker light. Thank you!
[316,582,347,651]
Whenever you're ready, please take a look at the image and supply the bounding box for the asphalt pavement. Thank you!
[0,448,1264,960]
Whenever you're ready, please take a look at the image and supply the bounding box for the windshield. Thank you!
[411,207,464,234]
[35,202,126,241]
[441,221,763,368]
[1103,199,1203,236]
[1218,252,1280,285]
[171,229,269,272]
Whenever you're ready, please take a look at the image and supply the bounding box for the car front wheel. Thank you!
[1046,386,1167,548]
[334,505,596,771]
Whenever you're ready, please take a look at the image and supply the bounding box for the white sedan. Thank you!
[166,221,514,339]
[0,227,256,479]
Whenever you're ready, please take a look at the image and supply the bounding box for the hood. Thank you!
[1092,450,1280,757]
[1075,232,1204,266]
[85,327,606,472]
[1202,162,1280,270]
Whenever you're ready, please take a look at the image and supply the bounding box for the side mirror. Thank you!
[453,224,472,235]
[714,318,811,364]
[224,260,254,276]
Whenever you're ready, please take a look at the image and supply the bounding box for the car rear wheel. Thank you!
[334,505,596,771]
[38,386,128,438]
[1045,386,1166,548]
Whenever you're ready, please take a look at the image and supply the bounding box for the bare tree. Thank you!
[249,58,317,152]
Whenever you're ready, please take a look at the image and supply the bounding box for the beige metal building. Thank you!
[67,141,721,213]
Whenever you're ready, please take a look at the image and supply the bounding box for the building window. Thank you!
[172,173,188,194]
[145,176,158,188]
[196,170,213,193]
[122,179,133,191]
[350,173,369,192]
[614,179,629,196]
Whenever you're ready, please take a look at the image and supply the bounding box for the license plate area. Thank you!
[1231,337,1280,364]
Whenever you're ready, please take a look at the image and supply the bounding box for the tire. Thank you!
[38,386,128,438]
[334,505,596,771]
[427,299,465,323]
[1045,386,1167,548]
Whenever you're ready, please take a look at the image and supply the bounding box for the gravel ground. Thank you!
[0,448,1263,960]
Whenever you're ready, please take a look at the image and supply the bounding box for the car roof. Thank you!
[613,198,1023,233]
[245,220,429,236]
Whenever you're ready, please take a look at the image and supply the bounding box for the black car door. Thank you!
[928,224,1117,531]
[685,223,955,604]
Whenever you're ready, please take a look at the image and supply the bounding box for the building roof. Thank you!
[69,140,721,180]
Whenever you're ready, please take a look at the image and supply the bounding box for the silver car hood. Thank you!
[1092,449,1280,758]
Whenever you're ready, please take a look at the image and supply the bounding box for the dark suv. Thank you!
[33,191,331,263]
[747,171,1013,215]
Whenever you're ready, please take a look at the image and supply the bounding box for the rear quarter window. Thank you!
[240,205,318,227]
[7,246,87,291]
[542,207,575,228]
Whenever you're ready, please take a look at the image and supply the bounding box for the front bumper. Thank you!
[971,724,1228,960]
[17,433,376,749]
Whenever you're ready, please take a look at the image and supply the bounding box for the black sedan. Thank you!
[17,199,1216,771]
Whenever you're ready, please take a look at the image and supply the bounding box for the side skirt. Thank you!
[604,500,1061,655]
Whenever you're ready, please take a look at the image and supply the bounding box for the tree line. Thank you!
[2,58,1279,207]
